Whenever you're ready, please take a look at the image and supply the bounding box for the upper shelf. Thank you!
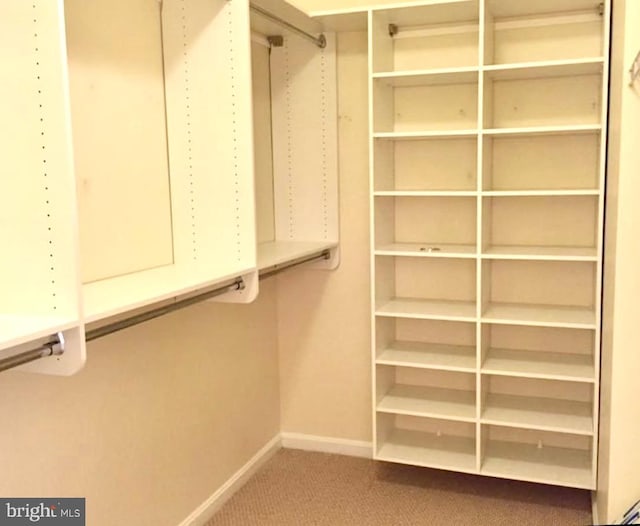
[83,262,254,324]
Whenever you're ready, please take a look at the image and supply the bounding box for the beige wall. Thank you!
[276,31,372,441]
[0,282,280,526]
[598,0,640,522]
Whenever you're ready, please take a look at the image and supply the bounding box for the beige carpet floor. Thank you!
[206,449,593,525]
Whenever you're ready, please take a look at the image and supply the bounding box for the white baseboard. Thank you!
[281,432,373,459]
[177,435,281,526]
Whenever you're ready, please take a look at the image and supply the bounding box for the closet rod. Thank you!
[259,249,331,280]
[250,4,326,48]
[0,334,64,374]
[85,277,245,342]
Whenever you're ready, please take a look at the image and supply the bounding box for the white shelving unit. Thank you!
[0,0,85,375]
[66,0,259,324]
[367,0,609,489]
[250,1,340,274]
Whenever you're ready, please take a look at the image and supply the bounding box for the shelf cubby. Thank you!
[482,72,602,131]
[480,375,594,435]
[377,366,476,422]
[480,324,595,383]
[374,136,477,192]
[373,76,479,134]
[374,196,477,258]
[371,1,480,74]
[480,425,594,489]
[377,414,477,474]
[481,195,598,261]
[481,260,597,329]
[375,256,477,322]
[482,128,601,192]
[483,0,605,66]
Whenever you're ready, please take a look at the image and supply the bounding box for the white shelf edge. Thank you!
[481,246,598,262]
[377,342,477,373]
[375,243,477,259]
[482,124,602,137]
[374,191,478,197]
[83,263,256,324]
[482,190,600,197]
[482,303,597,330]
[481,368,595,384]
[373,66,479,78]
[373,130,479,139]
[376,298,478,323]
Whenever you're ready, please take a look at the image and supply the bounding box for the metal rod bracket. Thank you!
[267,35,284,47]
[389,24,399,37]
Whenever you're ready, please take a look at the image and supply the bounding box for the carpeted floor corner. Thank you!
[206,449,592,525]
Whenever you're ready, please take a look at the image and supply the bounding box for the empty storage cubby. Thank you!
[377,414,477,473]
[482,133,601,191]
[376,318,476,373]
[372,75,479,134]
[480,324,596,383]
[483,0,606,66]
[481,260,597,328]
[480,375,594,435]
[374,137,478,192]
[482,71,603,131]
[480,425,594,489]
[371,1,480,73]
[376,257,477,321]
[482,195,599,259]
[375,196,477,257]
[377,366,476,422]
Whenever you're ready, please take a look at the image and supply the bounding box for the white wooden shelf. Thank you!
[373,67,478,87]
[482,246,597,262]
[483,58,605,81]
[482,125,602,137]
[482,190,600,197]
[482,440,593,490]
[377,429,477,475]
[482,303,596,329]
[375,191,478,197]
[0,316,79,353]
[482,393,593,436]
[377,341,476,373]
[374,130,478,140]
[83,263,253,324]
[376,243,477,259]
[482,349,595,383]
[257,241,337,271]
[376,298,477,322]
[378,384,476,422]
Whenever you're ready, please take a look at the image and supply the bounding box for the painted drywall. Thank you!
[597,0,640,522]
[276,31,372,441]
[0,282,280,526]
